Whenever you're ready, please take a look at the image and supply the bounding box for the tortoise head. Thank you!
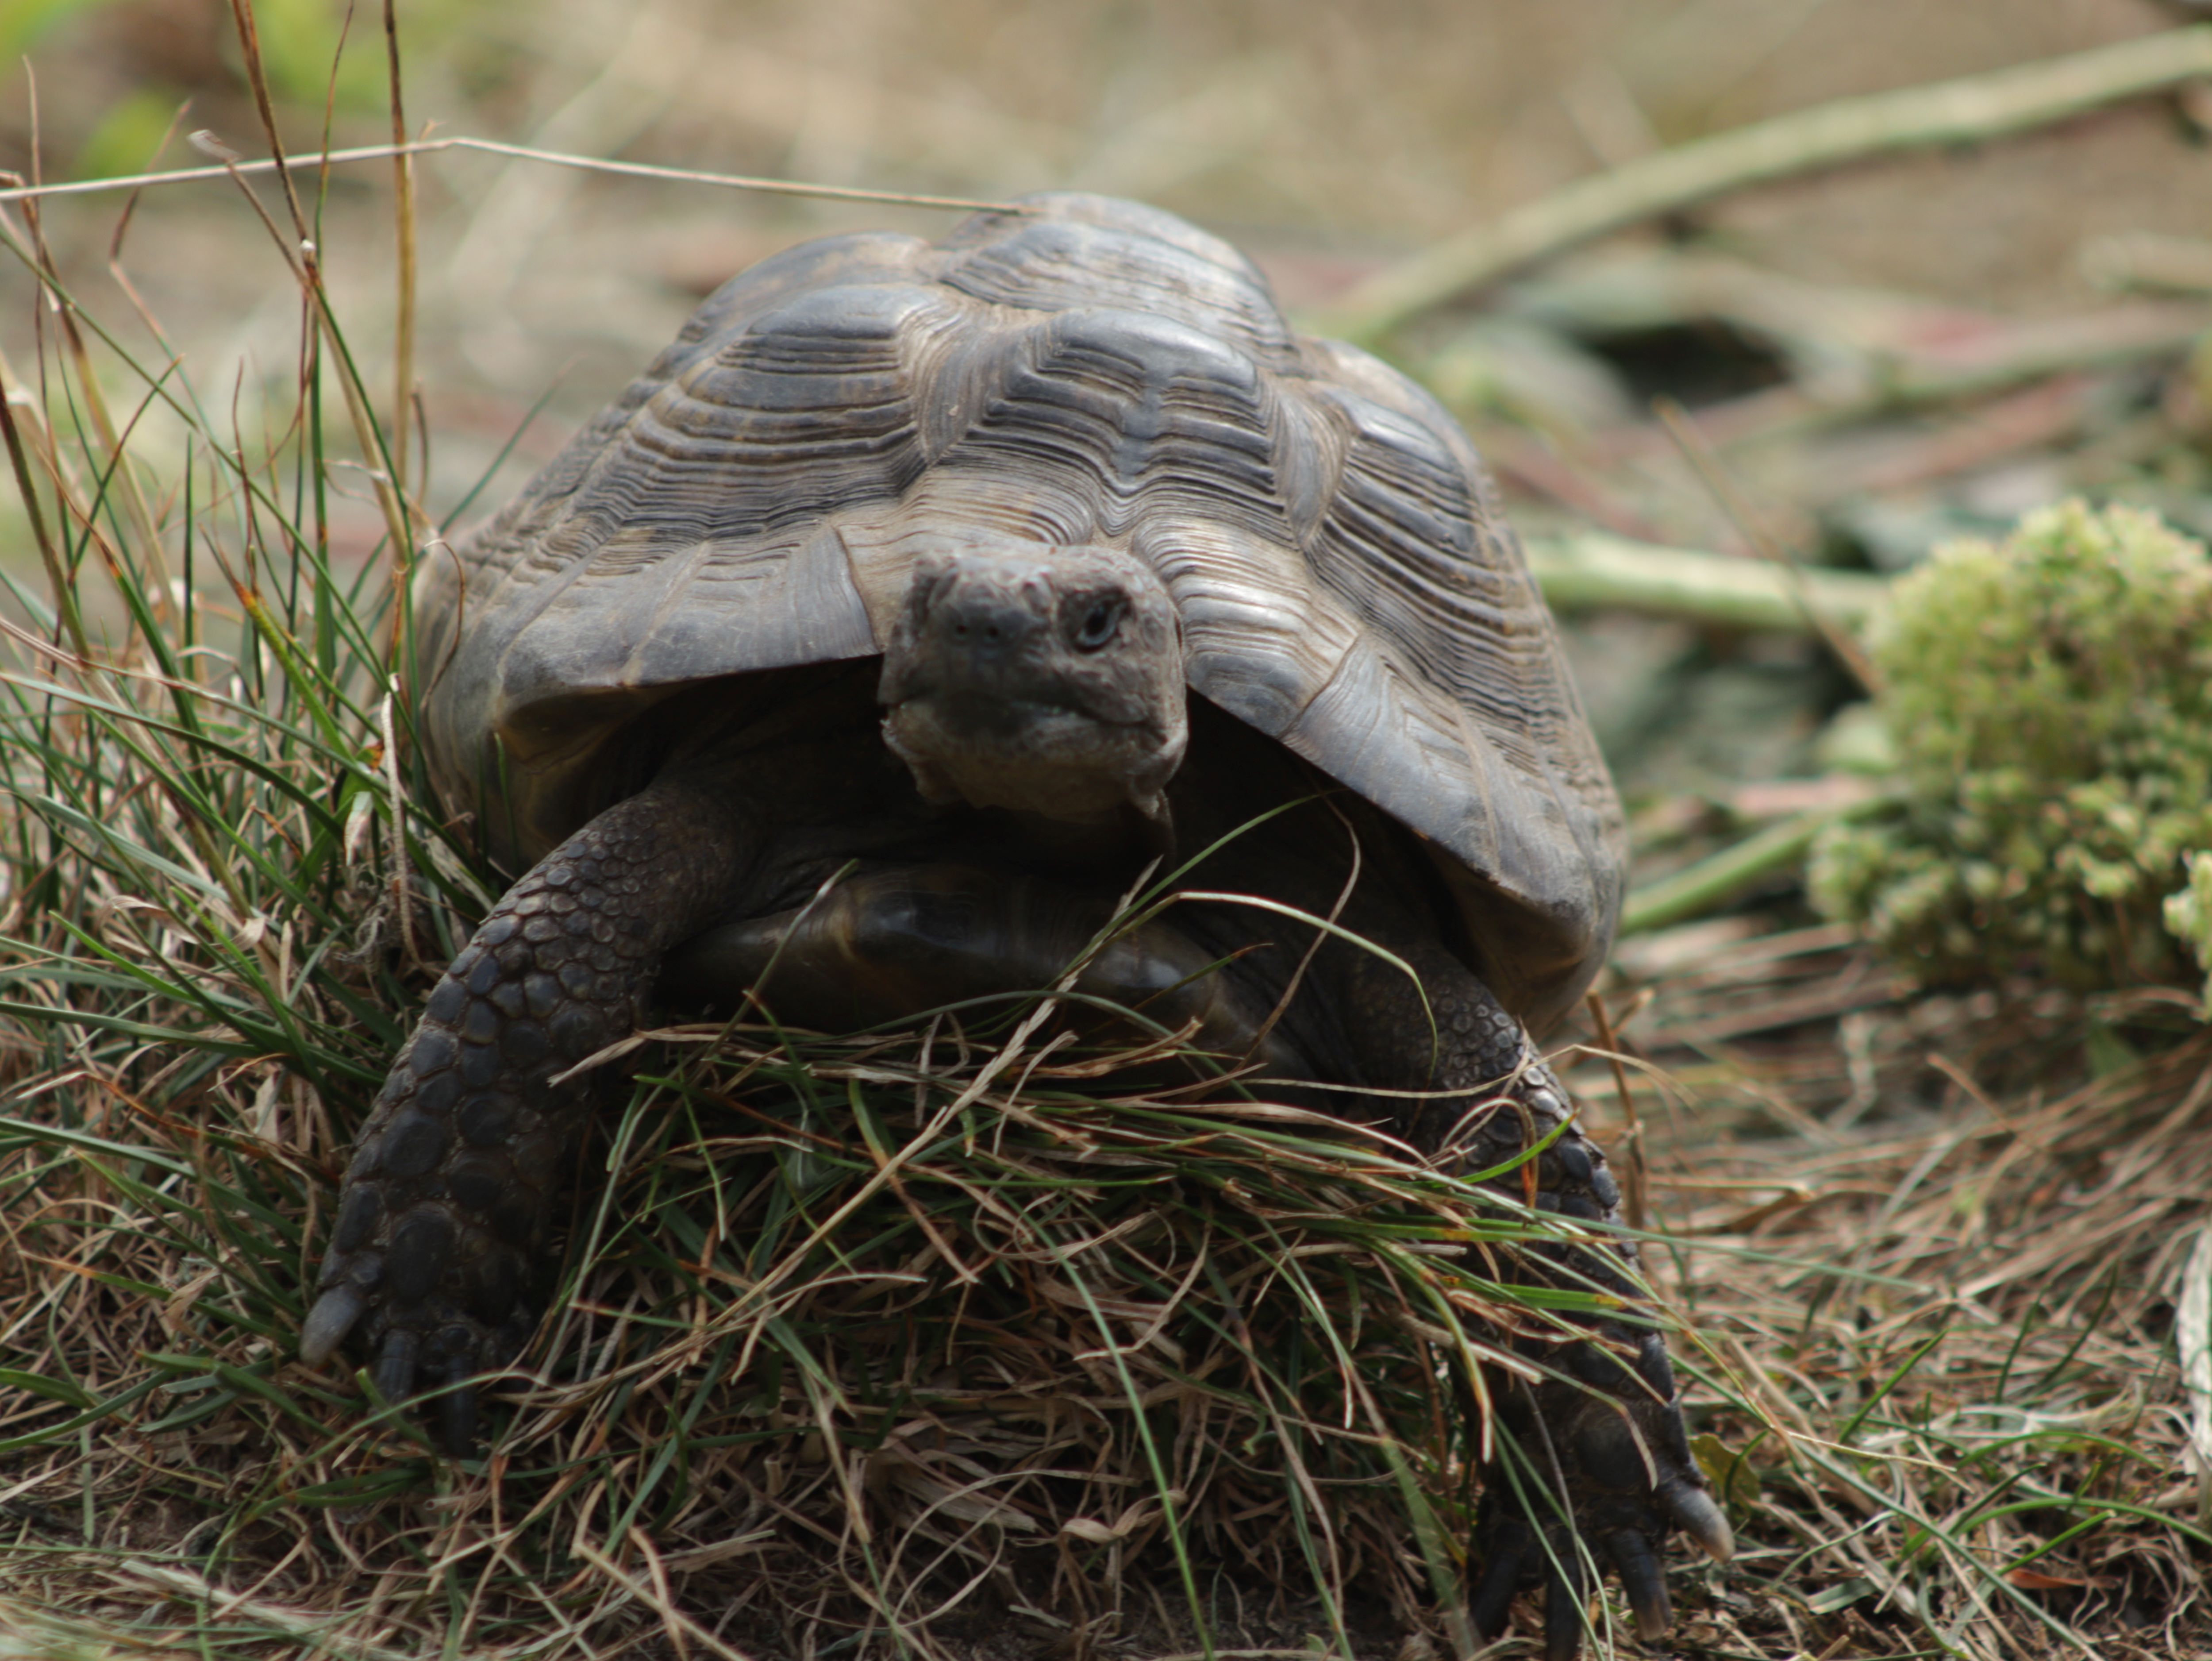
[877,543,1186,824]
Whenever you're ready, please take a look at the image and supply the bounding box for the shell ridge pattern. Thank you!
[1262,375,1344,551]
[928,312,1142,535]
[468,231,939,646]
[1282,638,1498,860]
[902,289,1024,469]
[1305,385,1557,779]
[422,193,1626,1007]
[488,282,947,721]
[935,210,1297,370]
[612,533,730,687]
[451,346,737,687]
[1143,514,1362,736]
[925,308,1289,547]
[615,283,933,545]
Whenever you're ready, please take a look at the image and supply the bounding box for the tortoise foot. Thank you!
[1409,1011,1728,1653]
[302,986,579,1452]
[304,1283,533,1455]
[1473,1345,1731,1659]
[301,917,600,1450]
[302,783,747,1450]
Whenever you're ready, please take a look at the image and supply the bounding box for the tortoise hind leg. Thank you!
[301,779,751,1453]
[1334,939,1730,1660]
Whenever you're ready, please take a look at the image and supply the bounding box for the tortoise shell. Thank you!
[412,193,1625,1031]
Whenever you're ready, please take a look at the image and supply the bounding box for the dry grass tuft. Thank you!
[0,992,1605,1660]
[1580,929,2212,1658]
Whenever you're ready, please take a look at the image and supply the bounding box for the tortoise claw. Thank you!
[299,1284,364,1367]
[439,1359,480,1457]
[1542,1556,1587,1661]
[1662,1475,1735,1562]
[1610,1527,1672,1641]
[1470,1536,1526,1640]
[373,1328,419,1405]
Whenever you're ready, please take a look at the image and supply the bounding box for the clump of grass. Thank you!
[1607,925,2212,1659]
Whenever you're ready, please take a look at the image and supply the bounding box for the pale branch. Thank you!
[1320,26,2212,343]
[0,135,1022,213]
[1524,532,1891,636]
[1619,799,1902,937]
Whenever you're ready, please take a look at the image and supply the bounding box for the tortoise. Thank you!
[301,192,1730,1657]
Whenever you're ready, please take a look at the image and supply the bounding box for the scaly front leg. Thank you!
[300,779,750,1452]
[1337,939,1731,1661]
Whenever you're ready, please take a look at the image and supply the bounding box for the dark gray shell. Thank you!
[414,193,1625,1029]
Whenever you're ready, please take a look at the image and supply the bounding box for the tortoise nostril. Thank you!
[937,590,1035,651]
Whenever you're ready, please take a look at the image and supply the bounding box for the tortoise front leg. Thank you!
[1336,941,1731,1661]
[300,779,750,1453]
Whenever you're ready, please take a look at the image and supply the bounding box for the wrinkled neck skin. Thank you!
[877,543,1188,849]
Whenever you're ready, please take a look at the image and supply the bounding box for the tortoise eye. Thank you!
[1072,597,1123,651]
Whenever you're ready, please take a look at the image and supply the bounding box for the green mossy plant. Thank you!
[2168,850,2212,1016]
[1810,498,2212,1000]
